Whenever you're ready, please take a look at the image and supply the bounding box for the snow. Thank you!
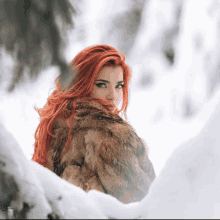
[1,0,220,218]
[31,161,107,219]
[0,121,52,218]
[139,86,220,218]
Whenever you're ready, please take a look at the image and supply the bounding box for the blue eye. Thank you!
[96,83,106,88]
[95,83,124,89]
[116,84,124,89]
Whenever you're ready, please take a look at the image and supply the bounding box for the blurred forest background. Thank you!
[1,0,220,176]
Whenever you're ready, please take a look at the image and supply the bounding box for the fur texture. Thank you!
[45,97,156,203]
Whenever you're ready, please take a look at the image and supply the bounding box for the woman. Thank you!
[32,44,156,204]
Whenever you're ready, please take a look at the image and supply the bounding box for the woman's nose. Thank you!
[106,88,116,101]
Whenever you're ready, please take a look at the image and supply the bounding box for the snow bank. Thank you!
[0,121,51,219]
[139,86,220,219]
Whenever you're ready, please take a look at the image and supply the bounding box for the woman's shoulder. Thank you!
[75,98,146,153]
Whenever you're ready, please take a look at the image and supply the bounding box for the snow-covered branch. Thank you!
[0,121,51,219]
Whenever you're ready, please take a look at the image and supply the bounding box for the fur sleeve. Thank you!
[84,130,155,204]
[138,138,156,183]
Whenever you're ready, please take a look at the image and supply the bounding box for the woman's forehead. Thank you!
[97,66,123,81]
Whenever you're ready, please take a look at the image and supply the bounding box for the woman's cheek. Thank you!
[97,89,106,99]
[118,90,123,100]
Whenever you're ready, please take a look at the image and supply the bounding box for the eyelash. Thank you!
[96,83,124,89]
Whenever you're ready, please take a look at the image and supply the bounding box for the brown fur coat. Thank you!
[45,97,156,204]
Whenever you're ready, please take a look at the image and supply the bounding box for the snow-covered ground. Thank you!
[1,0,220,218]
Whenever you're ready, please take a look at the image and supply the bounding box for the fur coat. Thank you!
[45,97,156,204]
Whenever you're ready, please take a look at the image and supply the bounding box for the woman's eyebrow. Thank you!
[96,79,124,84]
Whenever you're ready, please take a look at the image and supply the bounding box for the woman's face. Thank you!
[91,65,124,112]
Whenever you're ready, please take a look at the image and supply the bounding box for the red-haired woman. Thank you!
[32,44,156,204]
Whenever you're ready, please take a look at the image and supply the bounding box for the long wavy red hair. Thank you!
[32,44,132,167]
